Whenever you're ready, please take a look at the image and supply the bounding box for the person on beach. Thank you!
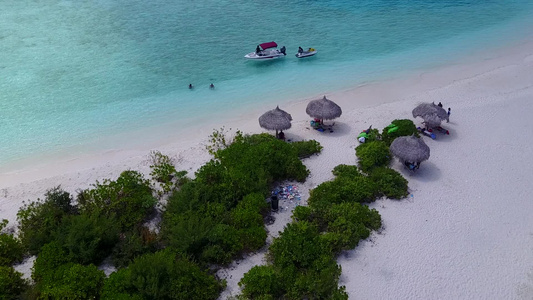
[210,83,215,89]
[438,102,443,107]
[447,107,451,122]
[189,83,194,89]
[278,130,285,140]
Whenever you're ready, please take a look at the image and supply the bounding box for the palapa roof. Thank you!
[412,102,449,127]
[258,106,292,131]
[390,135,430,163]
[421,113,443,129]
[306,96,342,120]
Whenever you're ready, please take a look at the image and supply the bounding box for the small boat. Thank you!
[245,42,286,60]
[295,47,317,58]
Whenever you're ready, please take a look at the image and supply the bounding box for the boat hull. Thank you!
[295,50,317,58]
[244,52,285,60]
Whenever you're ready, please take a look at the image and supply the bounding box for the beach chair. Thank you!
[417,127,436,140]
[310,120,325,132]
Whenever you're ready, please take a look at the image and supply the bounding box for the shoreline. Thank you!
[2,35,533,221]
[2,33,532,188]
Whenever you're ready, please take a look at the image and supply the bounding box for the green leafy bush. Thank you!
[381,119,419,145]
[0,266,27,300]
[205,127,239,156]
[200,224,242,264]
[32,241,70,282]
[17,187,74,254]
[162,210,215,260]
[238,265,282,299]
[112,227,159,269]
[308,176,378,209]
[0,220,24,266]
[163,133,313,266]
[38,263,105,299]
[292,206,313,223]
[149,150,188,196]
[53,213,120,265]
[269,221,330,270]
[332,164,363,179]
[102,250,223,300]
[290,140,323,158]
[355,140,391,173]
[241,221,347,299]
[285,259,347,300]
[77,170,157,231]
[369,167,409,199]
[322,202,382,253]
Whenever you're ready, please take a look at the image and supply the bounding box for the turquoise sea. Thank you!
[1,0,533,167]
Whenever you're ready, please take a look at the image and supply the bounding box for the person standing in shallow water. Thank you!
[189,83,193,89]
[447,107,451,122]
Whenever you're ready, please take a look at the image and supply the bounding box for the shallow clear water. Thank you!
[1,0,533,166]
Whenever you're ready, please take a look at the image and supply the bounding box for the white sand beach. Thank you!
[1,36,533,299]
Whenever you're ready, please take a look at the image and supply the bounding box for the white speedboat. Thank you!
[295,47,317,58]
[245,42,286,60]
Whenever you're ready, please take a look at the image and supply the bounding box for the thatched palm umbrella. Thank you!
[306,96,342,123]
[259,106,292,137]
[412,102,448,127]
[390,135,430,164]
[421,113,442,129]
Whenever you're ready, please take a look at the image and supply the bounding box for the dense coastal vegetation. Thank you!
[0,121,415,299]
[237,120,414,299]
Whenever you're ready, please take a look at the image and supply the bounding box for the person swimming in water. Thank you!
[210,83,215,89]
[189,83,193,89]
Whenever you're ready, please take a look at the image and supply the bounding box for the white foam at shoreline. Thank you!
[2,34,533,299]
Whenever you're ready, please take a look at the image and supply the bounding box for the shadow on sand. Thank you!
[392,160,442,183]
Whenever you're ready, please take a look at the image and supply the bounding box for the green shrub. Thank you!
[364,128,381,142]
[0,220,24,266]
[370,167,409,199]
[231,194,268,229]
[292,206,313,223]
[290,140,323,158]
[200,224,242,264]
[32,241,70,282]
[237,225,267,252]
[381,119,419,145]
[285,260,347,300]
[332,164,363,179]
[53,213,120,265]
[38,263,105,299]
[0,266,27,300]
[214,133,310,183]
[308,176,378,210]
[205,127,238,156]
[102,250,223,300]
[355,141,391,173]
[269,221,330,270]
[322,202,382,253]
[101,268,141,300]
[149,150,188,196]
[239,265,283,299]
[162,210,215,260]
[77,170,157,231]
[17,187,74,254]
[163,133,312,266]
[112,227,159,269]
